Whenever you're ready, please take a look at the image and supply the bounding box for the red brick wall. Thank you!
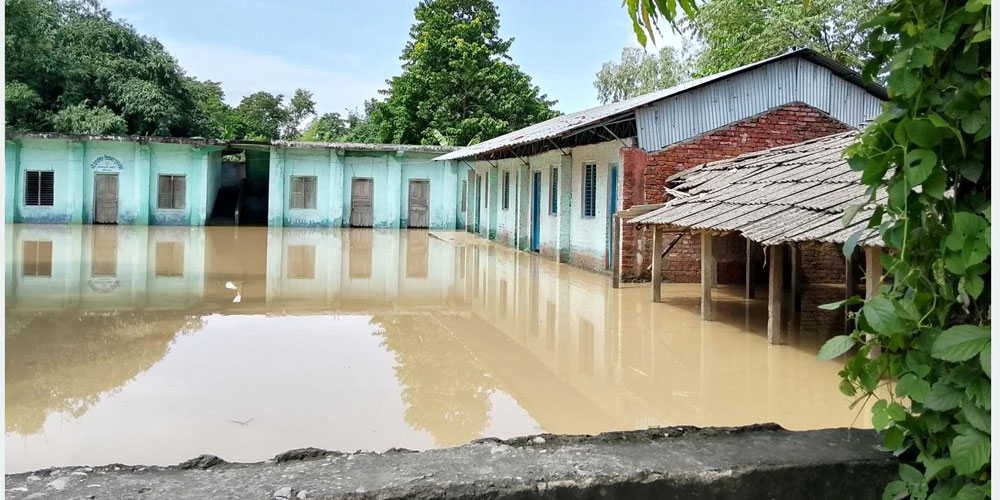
[621,102,852,282]
[801,243,846,285]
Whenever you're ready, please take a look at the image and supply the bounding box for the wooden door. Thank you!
[350,178,373,227]
[94,174,119,224]
[407,180,430,228]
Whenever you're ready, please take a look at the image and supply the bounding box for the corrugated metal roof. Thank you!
[627,130,885,248]
[436,48,887,161]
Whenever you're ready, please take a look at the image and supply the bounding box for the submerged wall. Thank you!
[470,138,626,274]
[5,138,225,226]
[265,147,468,229]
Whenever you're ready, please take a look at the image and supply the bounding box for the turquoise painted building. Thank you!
[5,133,467,229]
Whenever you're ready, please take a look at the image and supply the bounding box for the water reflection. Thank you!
[5,224,866,472]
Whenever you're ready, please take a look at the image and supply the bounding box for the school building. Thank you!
[4,132,466,229]
[438,48,886,276]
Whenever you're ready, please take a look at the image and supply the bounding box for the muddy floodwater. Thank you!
[5,224,868,473]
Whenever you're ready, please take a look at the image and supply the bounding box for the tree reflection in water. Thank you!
[5,311,202,435]
[371,313,494,447]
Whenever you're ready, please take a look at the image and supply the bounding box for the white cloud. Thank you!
[161,39,383,115]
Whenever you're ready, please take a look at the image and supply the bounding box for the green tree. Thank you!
[686,0,884,74]
[368,0,558,146]
[594,45,695,104]
[301,112,348,142]
[4,0,215,137]
[184,78,231,139]
[225,89,316,141]
[50,102,127,135]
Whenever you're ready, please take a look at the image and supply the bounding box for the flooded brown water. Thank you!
[5,224,868,473]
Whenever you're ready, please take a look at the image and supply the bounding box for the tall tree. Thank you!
[594,45,695,104]
[685,0,884,74]
[224,89,315,141]
[4,0,216,137]
[368,0,558,146]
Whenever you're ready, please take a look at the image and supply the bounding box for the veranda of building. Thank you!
[626,130,886,344]
[5,132,467,229]
[437,48,886,276]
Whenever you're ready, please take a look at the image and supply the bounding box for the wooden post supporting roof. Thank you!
[651,226,663,302]
[745,239,756,299]
[701,232,714,321]
[767,244,784,344]
[865,246,883,358]
[790,243,802,312]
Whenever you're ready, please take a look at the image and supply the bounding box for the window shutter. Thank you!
[25,172,40,206]
[304,177,316,209]
[158,176,172,209]
[40,171,54,206]
[290,178,303,209]
[173,176,186,209]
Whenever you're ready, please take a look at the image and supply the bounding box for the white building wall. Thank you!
[466,139,624,275]
[567,141,624,273]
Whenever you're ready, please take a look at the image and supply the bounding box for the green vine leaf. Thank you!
[861,295,902,335]
[925,383,963,411]
[931,325,990,362]
[950,430,990,475]
[980,343,990,378]
[818,335,856,360]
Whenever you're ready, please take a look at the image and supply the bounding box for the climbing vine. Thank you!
[627,0,989,495]
[816,0,991,497]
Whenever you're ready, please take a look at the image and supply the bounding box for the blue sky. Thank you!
[104,0,683,115]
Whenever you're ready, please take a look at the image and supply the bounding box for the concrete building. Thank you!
[5,132,465,229]
[437,49,886,276]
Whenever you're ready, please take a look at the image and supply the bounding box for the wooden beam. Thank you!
[790,243,802,312]
[651,226,663,303]
[745,239,756,299]
[701,232,714,320]
[767,244,784,344]
[865,246,883,358]
[612,215,622,289]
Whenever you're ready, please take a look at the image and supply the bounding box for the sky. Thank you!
[103,0,683,116]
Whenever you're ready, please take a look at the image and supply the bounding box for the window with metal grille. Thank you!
[461,180,467,212]
[25,171,54,206]
[502,171,510,210]
[22,241,53,276]
[550,167,559,214]
[155,242,185,277]
[582,163,597,218]
[289,176,317,210]
[287,245,316,279]
[157,175,186,209]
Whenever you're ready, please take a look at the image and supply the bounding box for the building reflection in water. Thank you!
[5,224,866,472]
